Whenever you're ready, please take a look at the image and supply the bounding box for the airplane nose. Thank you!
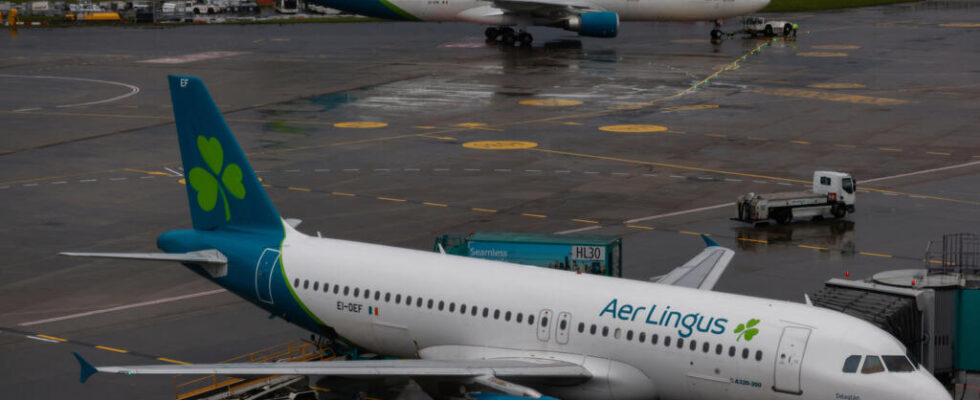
[914,371,952,400]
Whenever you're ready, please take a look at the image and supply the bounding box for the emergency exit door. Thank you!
[255,249,280,304]
[773,326,811,394]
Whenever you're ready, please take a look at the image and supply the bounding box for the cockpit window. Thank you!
[842,178,855,194]
[882,355,916,372]
[842,355,862,373]
[861,355,885,374]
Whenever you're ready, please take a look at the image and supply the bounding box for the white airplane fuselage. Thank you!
[279,224,950,400]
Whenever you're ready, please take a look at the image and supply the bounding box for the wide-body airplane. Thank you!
[68,76,951,400]
[307,0,770,44]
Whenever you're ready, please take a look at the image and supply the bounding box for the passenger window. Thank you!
[460,304,466,314]
[416,298,423,307]
[716,344,723,355]
[528,315,535,325]
[303,280,309,289]
[504,311,511,321]
[664,336,671,347]
[333,285,339,294]
[493,309,500,319]
[472,306,478,316]
[516,313,523,323]
[353,288,359,297]
[639,332,646,343]
[882,355,915,372]
[601,326,609,337]
[578,322,585,333]
[313,282,319,291]
[742,348,749,359]
[626,330,634,341]
[406,295,412,305]
[729,346,736,357]
[293,278,300,288]
[374,291,380,301]
[862,355,885,374]
[590,324,597,335]
[343,286,349,295]
[438,301,444,311]
[677,338,684,349]
[395,294,401,304]
[483,308,489,318]
[363,289,369,299]
[756,350,763,361]
[323,283,329,292]
[449,303,456,312]
[842,355,861,373]
[427,299,434,309]
[690,340,697,351]
[652,334,659,345]
[702,342,709,353]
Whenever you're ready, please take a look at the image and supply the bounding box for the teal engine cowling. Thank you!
[565,11,619,38]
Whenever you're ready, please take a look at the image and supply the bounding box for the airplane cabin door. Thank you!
[555,312,572,344]
[537,309,553,342]
[255,249,280,304]
[773,326,811,395]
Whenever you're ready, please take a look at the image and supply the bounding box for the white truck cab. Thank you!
[735,171,856,224]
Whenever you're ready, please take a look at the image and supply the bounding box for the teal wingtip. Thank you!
[702,234,719,247]
[73,352,98,383]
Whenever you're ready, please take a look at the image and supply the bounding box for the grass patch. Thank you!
[761,0,921,12]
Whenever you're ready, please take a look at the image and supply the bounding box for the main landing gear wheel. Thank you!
[500,30,516,46]
[485,27,499,40]
[710,29,722,39]
[517,32,533,46]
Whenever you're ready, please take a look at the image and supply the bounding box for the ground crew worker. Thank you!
[791,23,799,37]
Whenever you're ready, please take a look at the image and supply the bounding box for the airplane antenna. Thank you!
[437,243,446,255]
[804,293,813,306]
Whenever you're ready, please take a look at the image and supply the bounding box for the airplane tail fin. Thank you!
[168,75,281,232]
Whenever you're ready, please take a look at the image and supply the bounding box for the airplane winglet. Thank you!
[73,352,98,383]
[701,234,719,247]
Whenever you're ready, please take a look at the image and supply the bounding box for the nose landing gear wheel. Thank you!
[710,29,722,39]
[501,30,516,46]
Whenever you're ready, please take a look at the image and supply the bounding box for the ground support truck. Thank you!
[733,171,856,225]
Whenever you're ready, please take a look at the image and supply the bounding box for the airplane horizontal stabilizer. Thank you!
[59,249,227,265]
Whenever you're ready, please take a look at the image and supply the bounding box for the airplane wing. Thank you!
[75,353,588,397]
[654,235,734,291]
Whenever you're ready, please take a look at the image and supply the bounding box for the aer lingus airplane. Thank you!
[307,0,769,45]
[67,76,951,400]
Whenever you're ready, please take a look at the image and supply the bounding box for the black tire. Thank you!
[193,8,201,14]
[517,32,532,46]
[765,25,774,37]
[207,8,214,14]
[711,29,722,39]
[501,31,516,46]
[485,27,499,40]
[775,209,792,224]
[832,203,846,219]
[501,27,515,35]
[784,24,792,36]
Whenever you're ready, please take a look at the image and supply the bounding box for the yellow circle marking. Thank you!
[662,104,719,112]
[462,141,538,150]
[454,122,488,128]
[797,52,847,58]
[812,45,860,50]
[599,124,668,133]
[808,83,866,89]
[940,23,980,28]
[333,121,388,128]
[519,99,583,107]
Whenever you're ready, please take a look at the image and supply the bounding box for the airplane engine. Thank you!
[564,11,619,38]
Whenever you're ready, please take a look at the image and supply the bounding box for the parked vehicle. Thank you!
[733,171,856,224]
[742,16,795,37]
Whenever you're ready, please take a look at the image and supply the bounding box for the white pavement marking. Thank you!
[18,288,228,327]
[555,170,571,174]
[670,175,685,179]
[464,168,481,172]
[724,178,742,182]
[643,174,658,177]
[585,171,600,175]
[23,183,38,187]
[753,180,768,184]
[434,168,450,172]
[555,225,603,235]
[13,107,41,112]
[139,51,249,65]
[495,169,511,172]
[404,168,420,172]
[285,169,301,173]
[343,169,360,172]
[863,160,980,183]
[0,74,140,109]
[315,169,330,172]
[625,203,731,224]
[51,181,67,185]
[26,335,60,343]
[80,179,96,183]
[164,167,183,177]
[526,169,542,173]
[109,177,127,181]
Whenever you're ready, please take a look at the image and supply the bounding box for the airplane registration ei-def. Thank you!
[308,0,768,44]
[67,76,951,400]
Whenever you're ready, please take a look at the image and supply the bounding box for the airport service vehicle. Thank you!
[742,15,794,37]
[275,0,299,13]
[434,232,622,277]
[64,10,120,20]
[734,171,856,225]
[303,0,769,46]
[67,76,950,400]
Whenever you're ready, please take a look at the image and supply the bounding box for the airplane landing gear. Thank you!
[485,26,500,40]
[517,31,533,46]
[485,26,532,47]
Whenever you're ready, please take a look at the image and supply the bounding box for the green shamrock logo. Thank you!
[734,318,760,342]
[187,136,245,221]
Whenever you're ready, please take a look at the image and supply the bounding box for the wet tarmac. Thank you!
[1,1,979,398]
